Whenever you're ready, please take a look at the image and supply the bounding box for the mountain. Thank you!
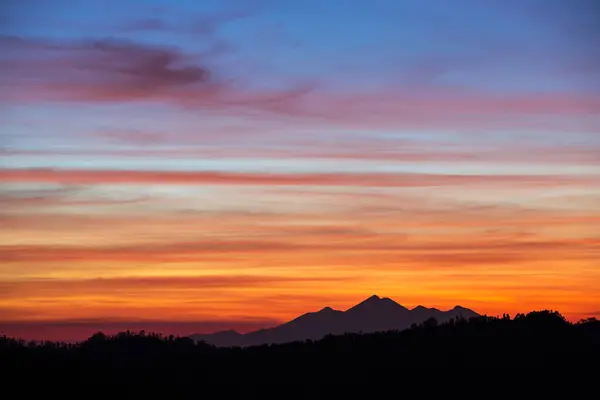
[190,295,479,347]
[195,329,243,348]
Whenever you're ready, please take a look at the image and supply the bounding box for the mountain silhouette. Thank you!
[190,295,479,346]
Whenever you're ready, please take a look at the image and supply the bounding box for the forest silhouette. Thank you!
[2,310,599,389]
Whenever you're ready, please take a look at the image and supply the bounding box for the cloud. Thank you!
[1,34,598,132]
[0,275,354,297]
[0,236,596,264]
[1,168,596,188]
[0,186,80,204]
[3,139,599,165]
[97,130,167,145]
[0,240,302,263]
[0,36,217,101]
[284,92,600,126]
[0,186,150,209]
[0,34,317,114]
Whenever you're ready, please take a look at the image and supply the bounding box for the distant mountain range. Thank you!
[190,295,479,347]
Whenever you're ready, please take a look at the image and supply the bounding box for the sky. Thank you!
[1,0,599,341]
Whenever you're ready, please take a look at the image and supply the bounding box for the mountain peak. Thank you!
[349,295,381,309]
[451,305,478,317]
[347,295,408,313]
[319,306,335,313]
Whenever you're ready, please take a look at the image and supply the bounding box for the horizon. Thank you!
[4,294,475,341]
[0,294,590,342]
[1,0,599,343]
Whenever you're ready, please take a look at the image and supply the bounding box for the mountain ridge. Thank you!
[190,295,479,347]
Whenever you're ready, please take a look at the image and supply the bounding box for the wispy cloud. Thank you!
[1,236,596,265]
[4,142,599,165]
[0,275,355,297]
[1,168,596,188]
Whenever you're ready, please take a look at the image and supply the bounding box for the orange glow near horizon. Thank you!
[1,180,599,340]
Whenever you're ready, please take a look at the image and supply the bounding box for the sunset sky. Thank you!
[1,0,599,341]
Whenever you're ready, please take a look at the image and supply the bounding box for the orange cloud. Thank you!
[0,275,355,298]
[1,236,596,265]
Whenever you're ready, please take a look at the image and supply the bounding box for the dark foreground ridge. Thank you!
[191,295,479,346]
[2,311,599,390]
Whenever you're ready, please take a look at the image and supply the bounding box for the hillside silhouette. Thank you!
[191,295,479,346]
[2,310,599,392]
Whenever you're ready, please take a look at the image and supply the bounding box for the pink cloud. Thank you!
[0,36,219,102]
[1,168,597,188]
[2,35,599,132]
[3,141,599,165]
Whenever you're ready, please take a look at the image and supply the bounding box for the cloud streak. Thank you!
[1,168,596,188]
[1,237,596,265]
[0,275,355,297]
[3,143,599,165]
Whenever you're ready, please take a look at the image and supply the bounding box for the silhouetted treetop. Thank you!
[2,310,598,381]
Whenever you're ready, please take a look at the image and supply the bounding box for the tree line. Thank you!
[2,310,598,390]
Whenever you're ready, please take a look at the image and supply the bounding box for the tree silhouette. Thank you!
[2,310,599,391]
